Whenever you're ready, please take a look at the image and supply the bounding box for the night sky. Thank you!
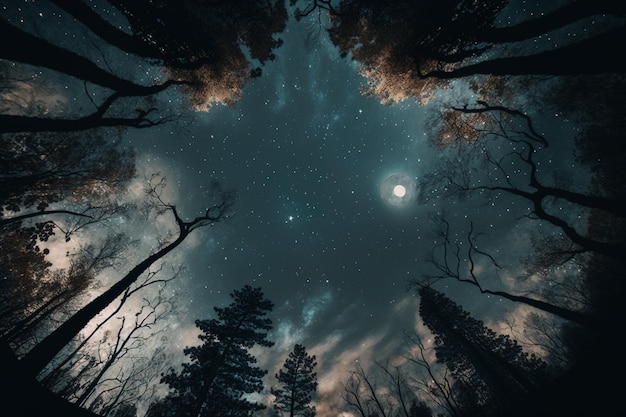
[2,1,604,416]
[130,19,438,411]
[125,10,579,415]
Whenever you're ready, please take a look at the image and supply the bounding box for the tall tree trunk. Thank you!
[0,112,170,134]
[76,324,132,407]
[486,289,600,328]
[0,20,176,95]
[535,187,626,218]
[479,0,626,44]
[424,26,626,78]
[20,232,187,378]
[49,0,215,70]
[50,0,163,60]
[0,210,92,227]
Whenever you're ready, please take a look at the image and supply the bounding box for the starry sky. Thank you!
[3,1,597,416]
[122,10,583,415]
[129,18,438,408]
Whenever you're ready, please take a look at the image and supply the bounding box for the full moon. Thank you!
[393,185,406,197]
[380,173,416,208]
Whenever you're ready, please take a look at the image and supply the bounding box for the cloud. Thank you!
[299,294,425,417]
[274,320,304,352]
[302,289,333,327]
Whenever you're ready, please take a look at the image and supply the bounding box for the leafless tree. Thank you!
[415,213,600,329]
[419,103,626,259]
[343,363,392,417]
[88,345,171,416]
[402,331,461,417]
[40,266,179,390]
[342,360,433,417]
[20,177,234,377]
[76,280,175,410]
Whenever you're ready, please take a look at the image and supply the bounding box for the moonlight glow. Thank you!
[380,173,416,208]
[393,185,406,197]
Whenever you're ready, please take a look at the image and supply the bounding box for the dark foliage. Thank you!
[272,343,318,417]
[157,285,274,417]
[418,286,548,416]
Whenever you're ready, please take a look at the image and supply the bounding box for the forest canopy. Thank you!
[1,1,624,417]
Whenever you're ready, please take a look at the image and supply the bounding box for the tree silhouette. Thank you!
[546,74,626,200]
[39,266,176,402]
[0,228,137,356]
[343,363,391,417]
[417,214,602,330]
[0,57,179,133]
[106,0,287,67]
[424,76,544,148]
[0,224,65,343]
[0,19,188,96]
[0,132,135,220]
[419,103,626,259]
[19,179,234,378]
[1,1,289,132]
[342,360,433,417]
[158,285,274,417]
[108,0,288,111]
[272,343,318,417]
[74,283,174,411]
[326,0,626,104]
[0,55,179,134]
[290,0,337,21]
[418,285,547,414]
[0,19,196,133]
[0,132,135,332]
[49,0,217,70]
[401,332,461,417]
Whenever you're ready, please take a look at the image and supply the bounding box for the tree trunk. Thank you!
[50,0,162,59]
[49,0,215,70]
[482,289,600,329]
[424,26,626,78]
[0,20,174,95]
[0,113,168,134]
[20,232,188,378]
[479,0,626,44]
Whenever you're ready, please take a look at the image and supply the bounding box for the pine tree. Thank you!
[160,285,274,417]
[272,344,318,417]
[418,286,547,414]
